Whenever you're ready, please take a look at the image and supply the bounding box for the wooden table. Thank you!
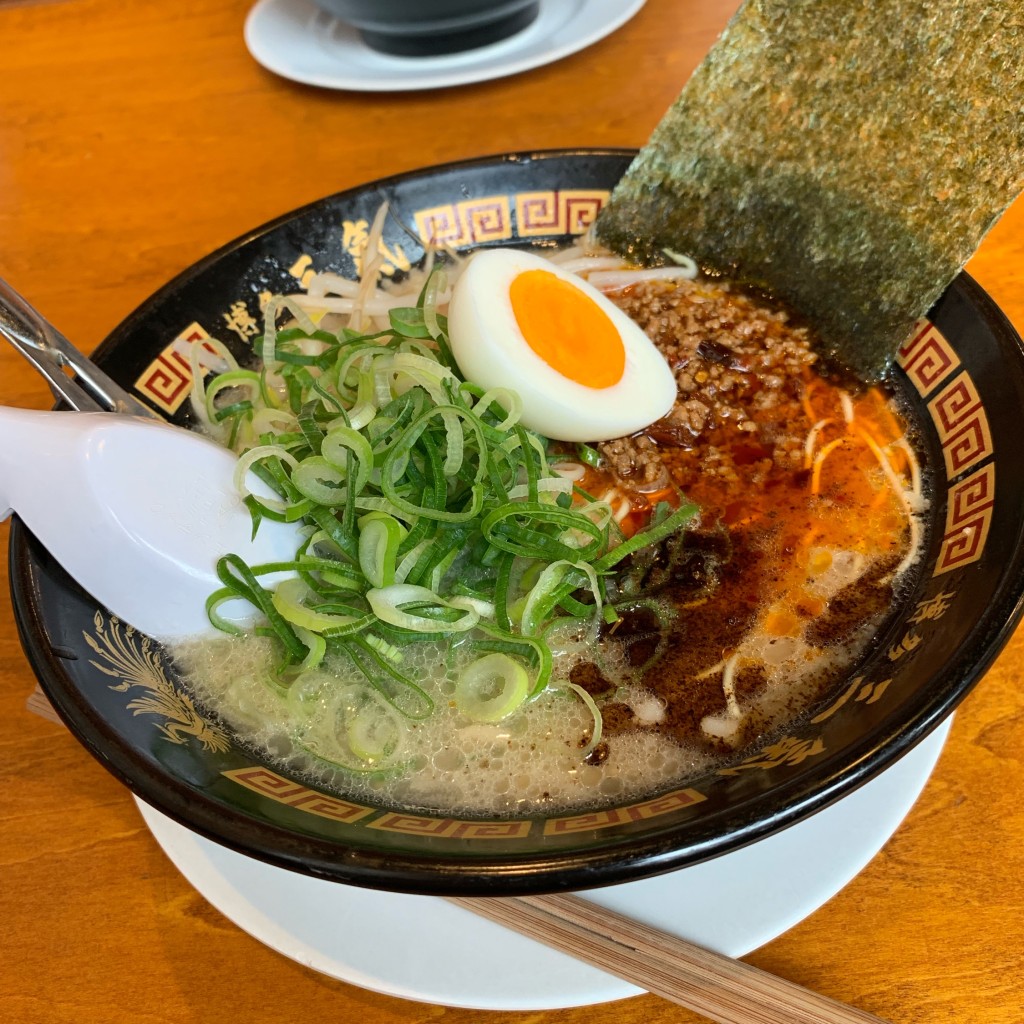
[1,2,1021,1021]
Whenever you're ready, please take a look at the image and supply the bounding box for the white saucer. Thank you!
[243,0,647,92]
[135,717,950,1011]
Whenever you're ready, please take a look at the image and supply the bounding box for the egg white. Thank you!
[446,248,677,443]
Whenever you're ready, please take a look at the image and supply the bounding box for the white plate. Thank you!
[244,0,647,92]
[135,717,950,1011]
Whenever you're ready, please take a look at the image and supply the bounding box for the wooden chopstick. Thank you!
[447,893,891,1024]
[26,683,64,725]
[26,689,887,1021]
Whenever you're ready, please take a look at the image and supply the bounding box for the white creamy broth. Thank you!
[173,626,716,815]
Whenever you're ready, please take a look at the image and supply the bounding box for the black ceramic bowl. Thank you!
[311,0,540,56]
[11,150,1024,895]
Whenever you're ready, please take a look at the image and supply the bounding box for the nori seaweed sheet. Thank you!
[595,0,1024,380]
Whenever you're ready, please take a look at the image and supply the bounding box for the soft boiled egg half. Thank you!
[447,248,677,442]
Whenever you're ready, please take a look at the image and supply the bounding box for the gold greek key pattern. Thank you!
[893,318,996,575]
[515,190,610,237]
[414,196,513,248]
[134,323,221,415]
[897,320,961,397]
[543,788,706,835]
[223,767,376,824]
[945,462,996,529]
[929,370,983,434]
[367,814,532,840]
[936,464,996,574]
[928,372,993,478]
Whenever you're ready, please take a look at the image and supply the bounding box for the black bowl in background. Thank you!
[10,150,1024,895]
[311,0,540,56]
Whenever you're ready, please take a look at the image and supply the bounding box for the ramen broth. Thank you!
[174,266,927,817]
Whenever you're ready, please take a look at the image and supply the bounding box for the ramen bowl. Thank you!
[11,150,1024,895]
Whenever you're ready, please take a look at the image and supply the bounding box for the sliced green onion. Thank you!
[294,624,327,670]
[197,274,701,749]
[455,652,530,723]
[357,513,405,588]
[291,456,349,505]
[366,584,480,633]
[321,426,374,495]
[421,269,447,342]
[349,636,434,719]
[594,501,700,572]
[519,560,599,636]
[469,386,521,431]
[233,445,300,502]
[215,555,306,662]
[345,696,403,763]
[297,685,406,773]
[271,577,371,635]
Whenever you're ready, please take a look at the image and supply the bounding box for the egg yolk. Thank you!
[509,270,626,389]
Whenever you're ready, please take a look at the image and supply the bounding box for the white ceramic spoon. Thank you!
[0,277,300,641]
[0,407,300,640]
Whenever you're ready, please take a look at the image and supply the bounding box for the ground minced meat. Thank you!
[603,278,821,514]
